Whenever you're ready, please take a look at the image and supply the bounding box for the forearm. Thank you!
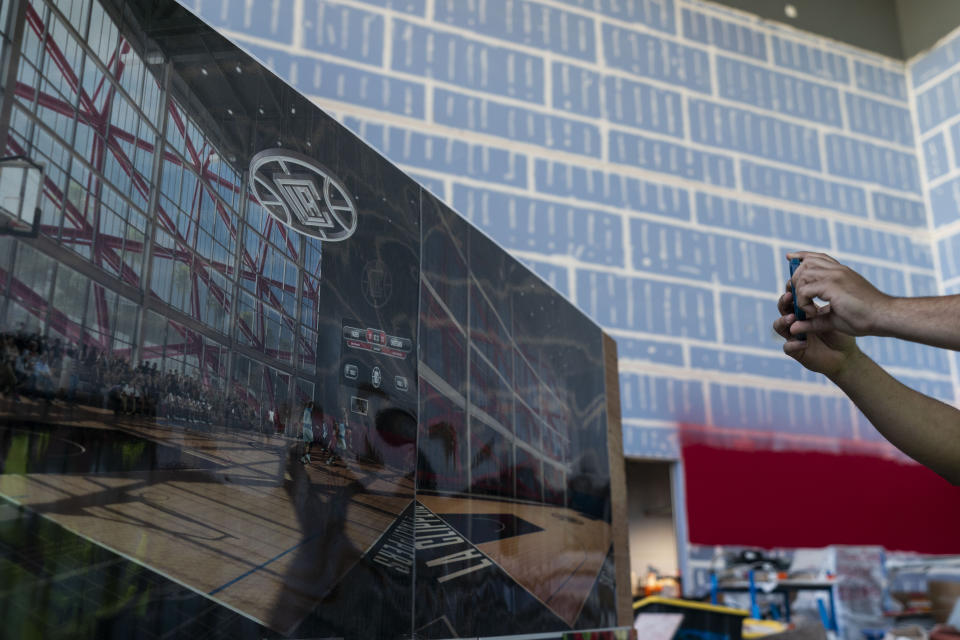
[830,350,960,485]
[877,295,960,350]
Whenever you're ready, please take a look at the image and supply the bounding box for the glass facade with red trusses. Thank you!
[1,0,323,432]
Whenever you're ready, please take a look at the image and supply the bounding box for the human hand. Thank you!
[774,283,862,379]
[787,251,889,337]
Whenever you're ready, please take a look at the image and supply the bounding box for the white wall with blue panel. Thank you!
[186,0,949,460]
[911,24,960,405]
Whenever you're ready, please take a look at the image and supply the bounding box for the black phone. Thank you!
[789,257,806,341]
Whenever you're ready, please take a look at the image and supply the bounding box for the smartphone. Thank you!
[789,257,806,341]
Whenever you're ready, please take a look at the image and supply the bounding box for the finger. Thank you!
[793,259,847,296]
[791,309,842,336]
[790,258,829,292]
[792,281,820,316]
[777,291,793,315]
[773,314,795,340]
[797,265,841,289]
[783,339,806,358]
[788,261,828,313]
[794,281,827,314]
[796,303,819,324]
[790,316,822,336]
[789,260,809,292]
[785,251,838,264]
[792,254,842,281]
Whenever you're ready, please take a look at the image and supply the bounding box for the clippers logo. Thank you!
[249,149,357,241]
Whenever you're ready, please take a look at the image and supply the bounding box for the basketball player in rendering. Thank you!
[300,401,315,465]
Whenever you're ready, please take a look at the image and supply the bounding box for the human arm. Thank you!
[788,251,960,350]
[828,347,960,485]
[774,286,960,485]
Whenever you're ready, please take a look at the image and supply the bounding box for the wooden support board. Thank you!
[604,331,633,628]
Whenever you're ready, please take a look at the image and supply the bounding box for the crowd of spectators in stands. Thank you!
[0,323,259,432]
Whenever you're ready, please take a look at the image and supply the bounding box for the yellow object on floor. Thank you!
[743,618,790,638]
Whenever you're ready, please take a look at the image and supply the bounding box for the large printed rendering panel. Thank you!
[0,0,621,637]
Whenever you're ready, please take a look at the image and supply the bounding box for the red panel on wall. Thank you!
[682,443,960,554]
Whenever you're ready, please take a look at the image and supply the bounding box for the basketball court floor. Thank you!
[0,400,413,635]
[0,400,614,637]
[418,495,612,627]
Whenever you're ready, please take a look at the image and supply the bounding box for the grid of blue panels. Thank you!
[915,24,960,364]
[186,0,956,460]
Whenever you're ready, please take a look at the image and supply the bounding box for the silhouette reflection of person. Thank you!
[272,406,416,637]
[568,449,610,521]
[373,408,417,472]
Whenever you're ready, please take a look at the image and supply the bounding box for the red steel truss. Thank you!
[2,2,320,412]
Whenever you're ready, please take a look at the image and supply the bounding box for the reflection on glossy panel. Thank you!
[0,0,626,637]
[415,193,618,637]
